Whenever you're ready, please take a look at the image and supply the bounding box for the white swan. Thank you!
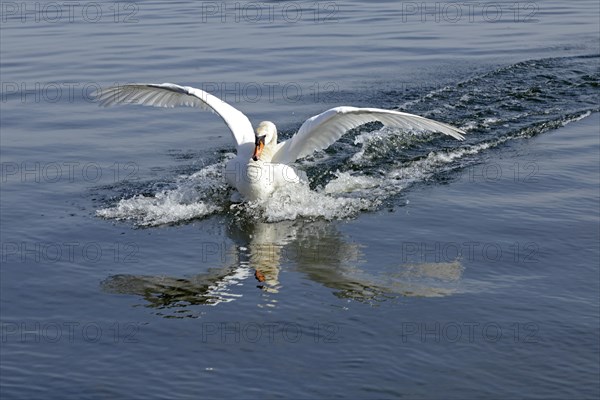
[96,83,465,201]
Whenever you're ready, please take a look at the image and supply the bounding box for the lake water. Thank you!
[1,0,599,398]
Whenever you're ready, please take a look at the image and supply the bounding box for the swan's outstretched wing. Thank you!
[95,83,254,153]
[271,106,465,164]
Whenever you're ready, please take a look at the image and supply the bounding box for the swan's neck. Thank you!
[259,134,278,162]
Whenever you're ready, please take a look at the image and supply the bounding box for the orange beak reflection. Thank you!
[252,135,266,161]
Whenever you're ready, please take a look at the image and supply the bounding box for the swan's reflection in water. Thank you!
[102,219,464,317]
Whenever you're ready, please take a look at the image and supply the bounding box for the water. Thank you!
[1,1,599,398]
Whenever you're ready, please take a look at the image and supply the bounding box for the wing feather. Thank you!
[95,83,254,151]
[271,107,465,164]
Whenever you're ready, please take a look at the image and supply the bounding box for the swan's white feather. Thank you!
[271,106,465,164]
[95,83,255,154]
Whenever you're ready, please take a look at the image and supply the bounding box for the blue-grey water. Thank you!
[1,1,599,398]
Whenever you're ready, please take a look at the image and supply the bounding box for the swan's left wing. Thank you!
[95,83,255,153]
[271,107,465,164]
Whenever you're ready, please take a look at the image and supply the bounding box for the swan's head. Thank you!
[252,121,277,161]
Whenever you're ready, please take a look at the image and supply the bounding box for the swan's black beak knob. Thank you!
[252,135,266,162]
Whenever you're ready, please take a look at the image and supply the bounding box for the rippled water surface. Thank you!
[1,1,599,398]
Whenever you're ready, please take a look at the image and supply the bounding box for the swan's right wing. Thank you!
[95,83,255,153]
[271,106,466,164]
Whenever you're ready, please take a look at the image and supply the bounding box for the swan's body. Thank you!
[223,121,308,201]
[96,83,466,201]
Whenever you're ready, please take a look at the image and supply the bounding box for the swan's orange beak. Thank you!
[252,135,266,161]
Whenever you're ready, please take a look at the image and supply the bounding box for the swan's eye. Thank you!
[255,135,266,145]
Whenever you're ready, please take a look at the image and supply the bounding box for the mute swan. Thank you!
[96,83,465,201]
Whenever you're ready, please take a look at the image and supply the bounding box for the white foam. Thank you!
[483,117,500,126]
[561,110,591,126]
[250,181,378,222]
[350,127,430,164]
[97,161,228,226]
[96,193,221,226]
